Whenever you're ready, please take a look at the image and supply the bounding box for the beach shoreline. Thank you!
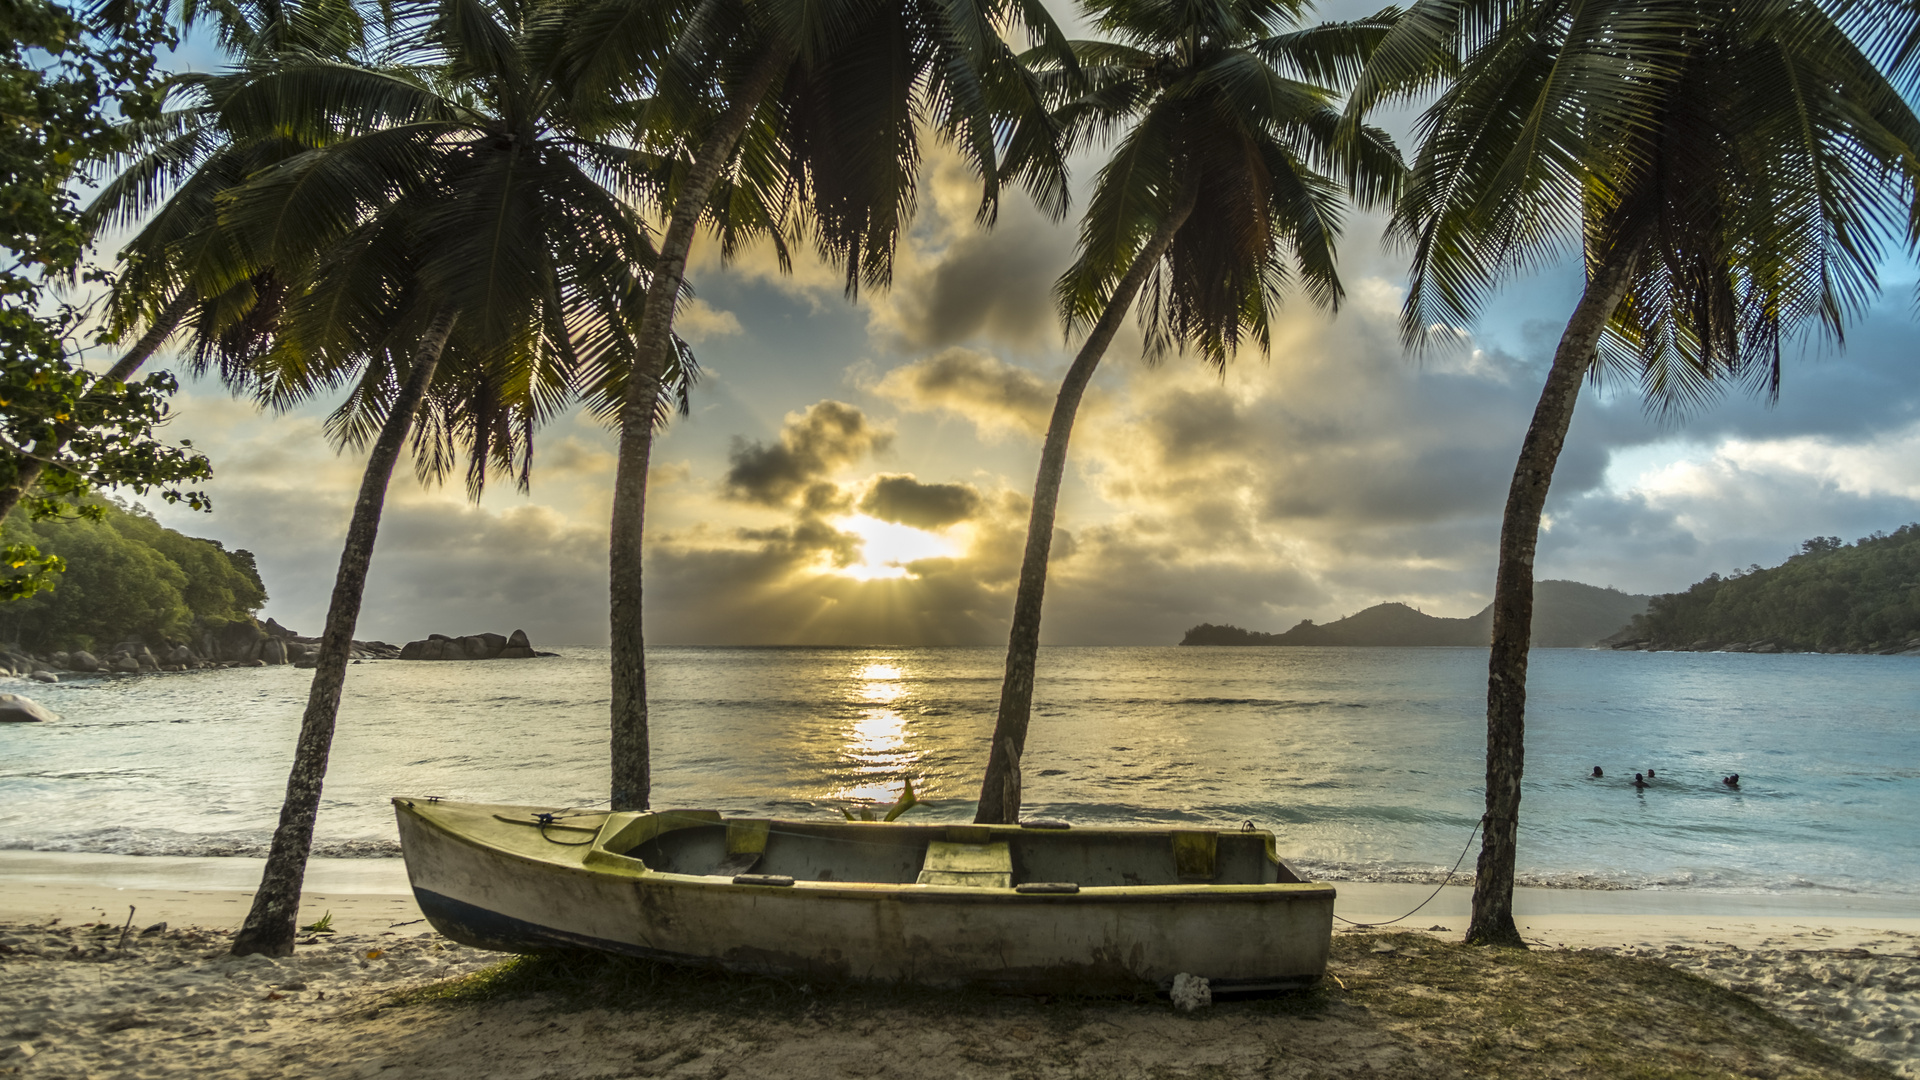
[5,849,1918,952]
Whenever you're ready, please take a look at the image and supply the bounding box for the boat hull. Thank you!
[396,798,1334,993]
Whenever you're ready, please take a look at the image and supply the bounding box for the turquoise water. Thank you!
[1,646,1916,896]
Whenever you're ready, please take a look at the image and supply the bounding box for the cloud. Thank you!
[539,435,616,479]
[870,348,1054,440]
[858,474,983,529]
[722,400,895,506]
[673,297,744,344]
[865,207,1067,351]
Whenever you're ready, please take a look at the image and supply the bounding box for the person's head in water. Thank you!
[1723,773,1740,786]
[1592,766,1604,778]
[1647,768,1656,779]
[1633,772,1648,788]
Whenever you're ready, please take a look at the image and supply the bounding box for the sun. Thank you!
[830,515,955,580]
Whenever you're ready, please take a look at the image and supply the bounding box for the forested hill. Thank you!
[1183,581,1650,648]
[1614,526,1920,653]
[0,500,266,652]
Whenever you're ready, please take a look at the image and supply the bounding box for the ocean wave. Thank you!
[1084,696,1357,710]
[2,832,1907,896]
[1285,858,1727,891]
[0,830,402,859]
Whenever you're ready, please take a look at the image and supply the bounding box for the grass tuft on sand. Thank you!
[388,932,1896,1079]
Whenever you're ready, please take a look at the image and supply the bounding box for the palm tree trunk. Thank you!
[609,46,789,812]
[1466,244,1643,947]
[973,186,1199,825]
[0,292,194,523]
[230,308,456,958]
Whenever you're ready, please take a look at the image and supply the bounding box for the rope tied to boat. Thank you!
[1330,817,1483,929]
[535,811,595,846]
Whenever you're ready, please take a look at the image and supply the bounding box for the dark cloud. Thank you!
[723,401,893,506]
[737,515,864,571]
[875,194,1068,350]
[858,474,983,529]
[871,348,1054,438]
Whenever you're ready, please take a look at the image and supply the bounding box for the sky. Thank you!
[119,8,1920,649]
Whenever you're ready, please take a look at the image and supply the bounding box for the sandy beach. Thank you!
[2,851,1916,1078]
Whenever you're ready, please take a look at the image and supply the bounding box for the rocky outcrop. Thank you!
[398,629,550,661]
[0,693,55,722]
[211,620,268,663]
[1,617,408,680]
[499,629,536,659]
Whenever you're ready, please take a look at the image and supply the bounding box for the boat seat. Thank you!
[916,840,1011,888]
[710,819,769,877]
[1171,830,1218,881]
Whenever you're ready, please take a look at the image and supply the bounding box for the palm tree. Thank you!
[188,0,684,956]
[552,0,1076,810]
[1344,0,1920,946]
[971,0,1403,823]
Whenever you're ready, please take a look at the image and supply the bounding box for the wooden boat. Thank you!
[394,797,1334,993]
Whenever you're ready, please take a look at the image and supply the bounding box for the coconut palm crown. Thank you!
[185,0,705,956]
[972,0,1404,823]
[1342,0,1920,945]
[1054,0,1402,361]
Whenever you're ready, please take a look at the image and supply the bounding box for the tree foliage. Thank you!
[1,498,266,650]
[1629,526,1920,651]
[1044,0,1401,362]
[1,0,213,601]
[1350,0,1920,410]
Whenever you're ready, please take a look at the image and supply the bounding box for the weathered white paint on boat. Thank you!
[394,798,1334,993]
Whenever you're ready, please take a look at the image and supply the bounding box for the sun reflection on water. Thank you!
[830,658,921,802]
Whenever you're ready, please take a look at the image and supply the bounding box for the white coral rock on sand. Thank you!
[1170,972,1211,1011]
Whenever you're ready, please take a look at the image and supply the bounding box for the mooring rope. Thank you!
[1331,817,1483,929]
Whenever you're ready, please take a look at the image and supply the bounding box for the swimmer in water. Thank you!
[1591,766,1604,778]
[1633,772,1649,789]
[1647,768,1656,779]
[1722,773,1740,788]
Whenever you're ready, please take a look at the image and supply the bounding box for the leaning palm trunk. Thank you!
[974,189,1198,824]
[1467,241,1643,947]
[608,48,788,812]
[0,292,195,522]
[230,308,456,957]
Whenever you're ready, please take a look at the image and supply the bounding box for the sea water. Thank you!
[2,646,1916,897]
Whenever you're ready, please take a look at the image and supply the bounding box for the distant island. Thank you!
[1182,580,1650,648]
[1607,526,1920,654]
